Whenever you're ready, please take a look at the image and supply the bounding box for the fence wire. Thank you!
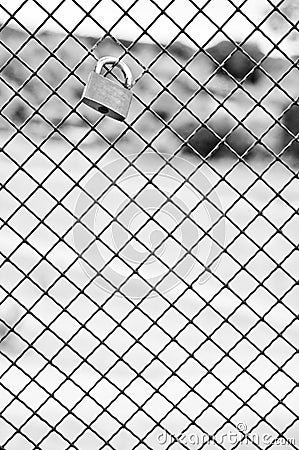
[0,1,298,449]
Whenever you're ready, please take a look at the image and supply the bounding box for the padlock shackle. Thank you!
[95,56,133,89]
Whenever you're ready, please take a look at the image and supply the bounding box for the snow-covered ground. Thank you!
[0,130,298,449]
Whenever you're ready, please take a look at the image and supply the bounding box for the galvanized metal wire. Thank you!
[0,0,298,449]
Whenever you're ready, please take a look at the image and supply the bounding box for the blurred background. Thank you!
[0,1,299,449]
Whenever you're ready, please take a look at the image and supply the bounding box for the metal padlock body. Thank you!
[82,57,133,121]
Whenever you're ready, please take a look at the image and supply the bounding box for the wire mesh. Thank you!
[0,1,298,449]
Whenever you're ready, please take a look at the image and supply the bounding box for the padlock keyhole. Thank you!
[98,105,109,114]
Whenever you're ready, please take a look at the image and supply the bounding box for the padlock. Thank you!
[81,56,133,121]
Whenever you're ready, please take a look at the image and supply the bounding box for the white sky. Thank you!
[0,0,297,56]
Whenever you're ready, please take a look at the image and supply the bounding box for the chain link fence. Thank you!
[0,1,299,449]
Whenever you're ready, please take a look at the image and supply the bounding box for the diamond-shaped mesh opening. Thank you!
[1,0,299,449]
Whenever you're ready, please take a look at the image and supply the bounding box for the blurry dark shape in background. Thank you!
[0,306,19,351]
[0,320,13,348]
[0,25,298,162]
[281,102,299,161]
[181,124,231,159]
[207,41,263,83]
[180,41,265,160]
[182,123,254,160]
